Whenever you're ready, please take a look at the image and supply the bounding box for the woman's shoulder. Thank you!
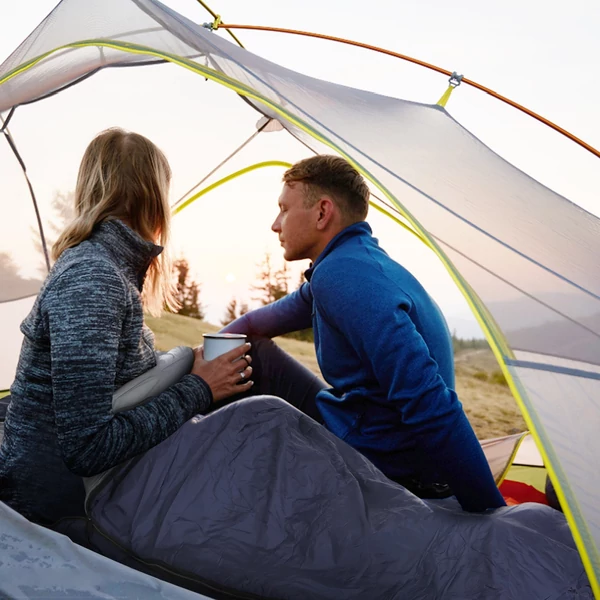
[20,244,128,339]
[44,242,125,296]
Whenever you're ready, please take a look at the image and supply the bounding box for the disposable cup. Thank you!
[202,333,247,361]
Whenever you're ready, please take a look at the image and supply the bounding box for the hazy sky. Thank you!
[1,0,599,386]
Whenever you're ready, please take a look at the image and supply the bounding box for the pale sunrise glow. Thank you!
[225,273,236,284]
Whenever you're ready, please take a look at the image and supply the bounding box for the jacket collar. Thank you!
[91,219,163,289]
[305,221,372,282]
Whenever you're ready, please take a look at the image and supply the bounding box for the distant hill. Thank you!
[146,312,526,440]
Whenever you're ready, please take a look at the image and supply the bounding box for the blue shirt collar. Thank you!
[305,221,372,282]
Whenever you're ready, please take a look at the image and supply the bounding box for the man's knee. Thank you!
[246,335,292,373]
[246,335,276,353]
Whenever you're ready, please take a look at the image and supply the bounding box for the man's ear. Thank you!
[315,197,336,230]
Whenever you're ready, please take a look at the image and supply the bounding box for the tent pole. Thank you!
[194,0,245,48]
[172,119,271,209]
[1,113,51,273]
[216,23,600,161]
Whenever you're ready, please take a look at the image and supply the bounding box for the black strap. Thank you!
[2,120,51,273]
[0,106,15,132]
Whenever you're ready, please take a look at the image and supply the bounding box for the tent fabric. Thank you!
[479,431,525,483]
[0,501,208,600]
[0,0,599,591]
[89,395,592,600]
[499,479,549,506]
[507,465,548,491]
[513,431,545,467]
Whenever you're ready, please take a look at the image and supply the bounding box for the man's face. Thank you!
[271,182,321,262]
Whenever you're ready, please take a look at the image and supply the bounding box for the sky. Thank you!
[1,0,599,386]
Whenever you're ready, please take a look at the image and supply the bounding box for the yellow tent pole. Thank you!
[369,202,429,247]
[172,161,292,215]
[172,159,429,250]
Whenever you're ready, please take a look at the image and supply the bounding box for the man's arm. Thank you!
[314,262,505,512]
[221,282,313,338]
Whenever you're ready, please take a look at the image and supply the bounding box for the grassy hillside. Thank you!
[454,350,526,439]
[145,312,322,375]
[146,312,526,440]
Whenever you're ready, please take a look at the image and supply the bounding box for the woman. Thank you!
[0,128,253,525]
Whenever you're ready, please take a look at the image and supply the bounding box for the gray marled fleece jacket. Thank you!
[0,220,212,524]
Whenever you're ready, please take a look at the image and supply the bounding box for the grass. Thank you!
[454,349,526,439]
[146,313,526,441]
[145,312,322,376]
[0,390,8,400]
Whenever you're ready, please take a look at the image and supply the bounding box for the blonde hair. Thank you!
[283,155,370,222]
[52,128,178,316]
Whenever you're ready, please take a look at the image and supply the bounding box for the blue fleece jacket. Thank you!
[224,222,505,512]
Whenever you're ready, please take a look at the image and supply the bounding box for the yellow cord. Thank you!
[436,84,455,107]
[195,0,245,48]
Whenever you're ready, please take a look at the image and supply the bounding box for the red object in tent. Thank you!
[499,479,549,506]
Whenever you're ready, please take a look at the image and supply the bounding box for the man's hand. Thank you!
[191,343,253,402]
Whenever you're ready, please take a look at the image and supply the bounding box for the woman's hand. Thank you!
[191,343,253,402]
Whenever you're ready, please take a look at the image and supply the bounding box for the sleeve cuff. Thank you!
[184,373,213,412]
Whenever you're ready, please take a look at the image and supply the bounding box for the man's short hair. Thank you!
[283,155,369,222]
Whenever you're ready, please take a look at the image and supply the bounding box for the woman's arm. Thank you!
[46,260,212,477]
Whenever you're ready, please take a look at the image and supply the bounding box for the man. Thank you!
[222,155,505,513]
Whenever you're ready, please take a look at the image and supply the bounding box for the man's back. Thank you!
[312,222,455,385]
[306,222,504,508]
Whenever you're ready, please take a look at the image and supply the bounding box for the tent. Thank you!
[0,501,210,600]
[0,0,598,597]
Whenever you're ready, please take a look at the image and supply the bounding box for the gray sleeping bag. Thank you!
[88,396,591,600]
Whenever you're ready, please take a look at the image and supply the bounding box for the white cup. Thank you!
[202,333,247,361]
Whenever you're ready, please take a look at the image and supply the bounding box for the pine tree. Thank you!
[31,191,76,273]
[249,254,313,342]
[221,297,251,326]
[273,261,291,301]
[221,297,239,326]
[285,265,314,342]
[251,253,290,305]
[296,269,307,290]
[173,257,205,320]
[0,252,42,300]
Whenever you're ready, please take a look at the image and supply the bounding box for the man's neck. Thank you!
[307,220,361,263]
[308,231,340,263]
[307,246,326,264]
